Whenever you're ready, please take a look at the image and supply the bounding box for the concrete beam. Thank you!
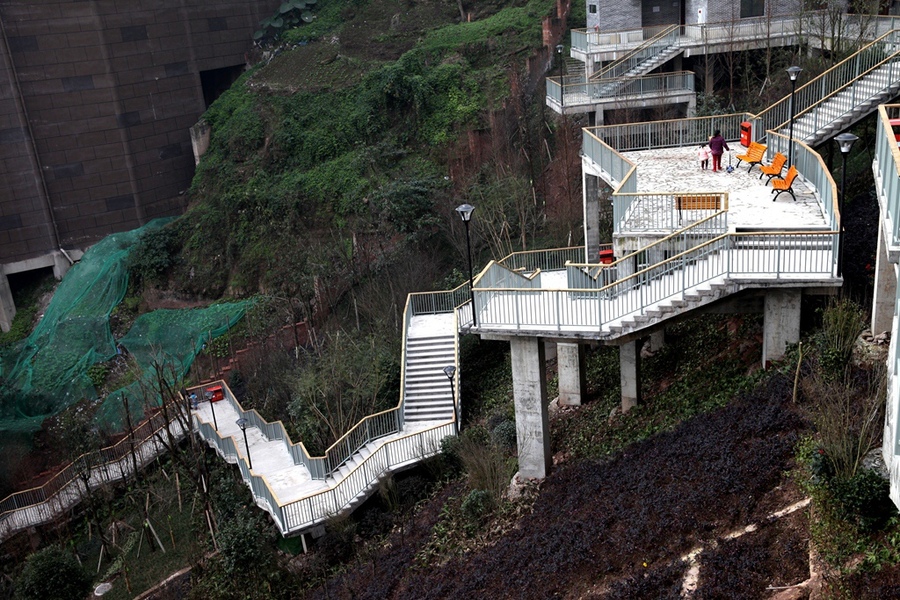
[557,342,586,406]
[619,339,641,412]
[872,224,897,334]
[762,289,802,367]
[648,329,665,353]
[510,337,551,479]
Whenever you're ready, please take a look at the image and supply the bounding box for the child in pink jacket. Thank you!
[697,144,710,170]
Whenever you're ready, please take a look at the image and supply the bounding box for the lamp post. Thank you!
[556,43,564,109]
[455,203,476,326]
[236,417,252,470]
[443,365,459,433]
[205,389,218,431]
[835,132,858,279]
[786,66,802,167]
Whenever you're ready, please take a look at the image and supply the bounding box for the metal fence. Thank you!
[593,25,679,80]
[875,105,900,248]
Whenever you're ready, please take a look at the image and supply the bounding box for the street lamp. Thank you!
[455,203,476,326]
[835,132,858,279]
[236,417,252,470]
[205,389,218,431]
[556,43,564,109]
[786,66,802,167]
[443,365,459,433]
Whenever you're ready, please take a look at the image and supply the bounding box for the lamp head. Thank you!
[236,417,248,431]
[455,203,475,222]
[787,66,802,82]
[835,132,858,154]
[556,44,564,55]
[443,365,456,379]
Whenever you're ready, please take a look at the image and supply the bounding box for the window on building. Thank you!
[740,0,765,18]
[589,4,597,13]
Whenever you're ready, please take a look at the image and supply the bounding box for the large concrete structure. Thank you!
[585,0,805,31]
[0,0,276,329]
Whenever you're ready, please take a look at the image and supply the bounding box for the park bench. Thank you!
[758,152,787,184]
[771,165,799,202]
[675,194,721,223]
[735,141,767,172]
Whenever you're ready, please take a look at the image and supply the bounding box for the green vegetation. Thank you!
[14,545,91,600]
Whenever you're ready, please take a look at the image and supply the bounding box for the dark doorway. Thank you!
[200,64,245,108]
[641,0,682,27]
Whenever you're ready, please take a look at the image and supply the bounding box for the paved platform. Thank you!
[623,146,828,230]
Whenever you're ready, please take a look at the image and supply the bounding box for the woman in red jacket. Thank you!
[708,130,729,172]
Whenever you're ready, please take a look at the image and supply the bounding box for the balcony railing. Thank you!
[874,105,900,249]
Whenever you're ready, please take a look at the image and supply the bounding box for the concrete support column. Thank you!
[557,342,586,406]
[762,289,802,367]
[584,173,600,262]
[872,224,897,334]
[510,337,551,479]
[0,272,15,333]
[619,339,641,412]
[52,251,71,280]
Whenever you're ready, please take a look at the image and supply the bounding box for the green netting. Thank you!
[0,218,250,433]
[95,302,251,430]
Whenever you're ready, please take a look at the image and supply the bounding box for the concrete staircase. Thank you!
[403,334,457,423]
[788,59,900,146]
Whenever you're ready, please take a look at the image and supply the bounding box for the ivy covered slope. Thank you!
[165,0,556,306]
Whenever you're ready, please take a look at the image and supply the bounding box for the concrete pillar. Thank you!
[619,339,641,412]
[872,224,897,334]
[584,173,601,262]
[649,329,665,352]
[762,289,802,367]
[52,251,71,280]
[510,337,551,479]
[0,272,15,333]
[557,342,586,406]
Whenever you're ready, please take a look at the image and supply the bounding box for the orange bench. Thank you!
[771,166,799,202]
[758,152,787,184]
[736,141,767,172]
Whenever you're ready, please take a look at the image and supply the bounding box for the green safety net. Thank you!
[0,218,250,433]
[95,302,251,430]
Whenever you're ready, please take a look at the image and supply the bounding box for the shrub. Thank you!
[491,419,517,451]
[216,512,274,575]
[461,488,494,524]
[457,431,516,503]
[15,545,91,600]
[830,469,897,531]
[819,298,866,378]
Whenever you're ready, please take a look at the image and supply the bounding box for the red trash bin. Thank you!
[740,122,752,147]
[599,249,614,264]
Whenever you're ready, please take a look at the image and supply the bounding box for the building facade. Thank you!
[0,0,277,327]
[586,0,805,31]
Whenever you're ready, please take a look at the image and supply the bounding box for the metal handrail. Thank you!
[874,105,900,247]
[592,24,679,81]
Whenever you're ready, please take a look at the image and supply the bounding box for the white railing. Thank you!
[593,25,679,80]
[497,247,585,272]
[612,191,728,233]
[875,105,900,248]
[756,29,900,137]
[473,231,837,335]
[549,71,694,109]
[0,406,189,542]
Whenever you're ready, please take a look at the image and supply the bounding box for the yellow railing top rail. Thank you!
[878,105,900,178]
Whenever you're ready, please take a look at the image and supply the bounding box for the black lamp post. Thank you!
[835,132,858,279]
[455,203,476,326]
[236,417,252,470]
[556,43,564,109]
[787,66,802,167]
[206,389,218,431]
[443,365,459,433]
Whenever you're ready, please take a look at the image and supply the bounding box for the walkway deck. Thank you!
[622,146,827,230]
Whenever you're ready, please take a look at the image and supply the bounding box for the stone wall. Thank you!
[0,0,275,266]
